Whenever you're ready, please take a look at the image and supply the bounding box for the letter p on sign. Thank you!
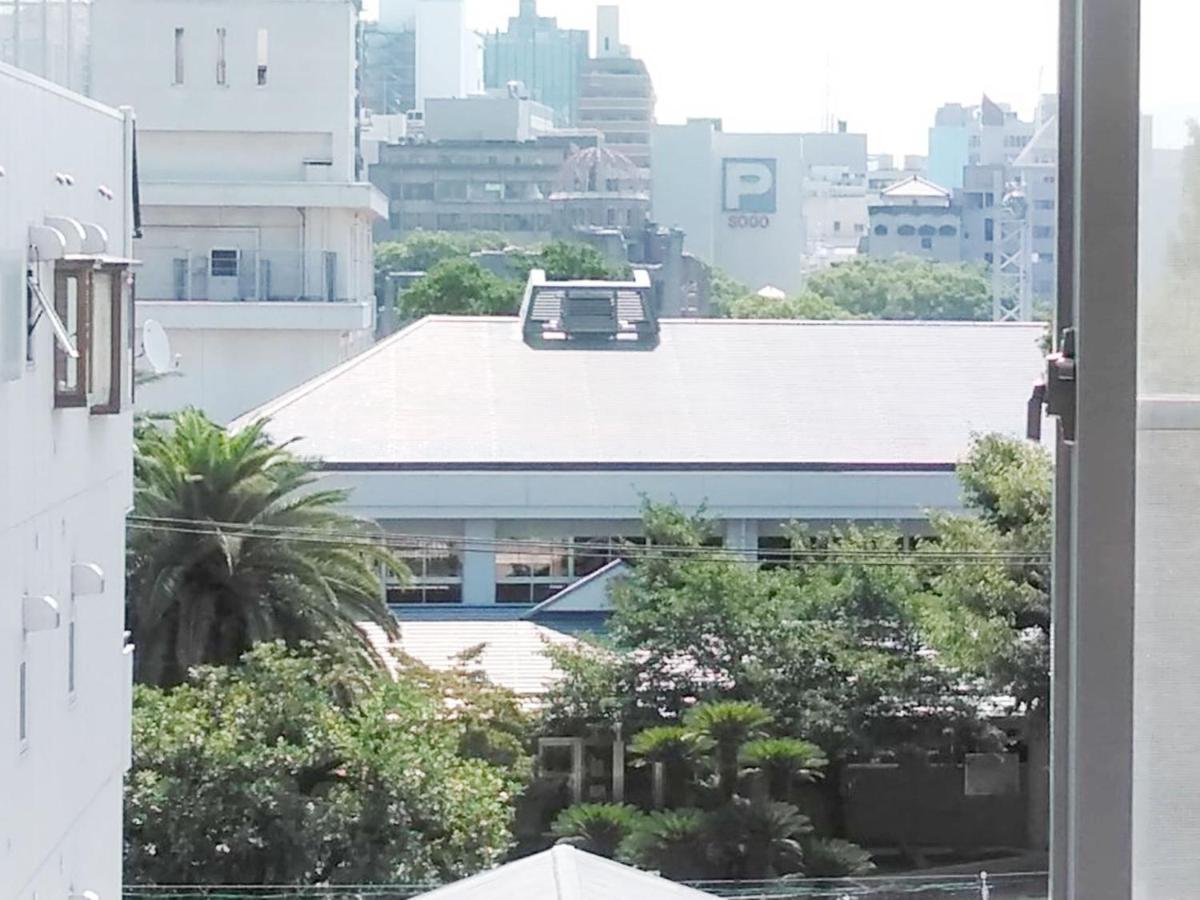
[723,158,777,213]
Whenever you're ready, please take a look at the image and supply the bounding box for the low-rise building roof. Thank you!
[238,317,1046,469]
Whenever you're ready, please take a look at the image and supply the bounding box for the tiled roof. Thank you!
[237,318,1046,467]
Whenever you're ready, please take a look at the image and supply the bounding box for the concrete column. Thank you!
[462,518,496,605]
[723,518,759,561]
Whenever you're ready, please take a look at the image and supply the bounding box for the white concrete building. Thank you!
[652,118,806,293]
[0,61,135,900]
[415,0,482,111]
[236,275,1046,610]
[89,0,386,423]
[867,175,963,264]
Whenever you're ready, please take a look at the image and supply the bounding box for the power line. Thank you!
[126,515,1050,569]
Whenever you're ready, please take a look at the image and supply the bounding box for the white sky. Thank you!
[369,0,1200,154]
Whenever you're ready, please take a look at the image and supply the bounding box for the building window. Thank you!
[385,540,463,605]
[496,541,570,605]
[1041,251,1055,264]
[256,28,269,85]
[985,192,995,207]
[210,249,239,278]
[216,27,227,85]
[1035,199,1056,211]
[921,237,933,250]
[873,224,888,236]
[1034,225,1055,239]
[18,660,27,744]
[918,225,936,237]
[833,220,842,233]
[897,224,916,236]
[173,27,184,84]
[854,223,865,234]
[984,218,995,242]
[402,183,435,201]
[53,268,87,408]
[52,263,127,413]
[984,251,994,264]
[939,224,958,236]
[967,192,984,209]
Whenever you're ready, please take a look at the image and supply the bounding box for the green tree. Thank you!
[376,231,509,276]
[919,434,1052,711]
[124,644,522,885]
[740,738,827,804]
[127,411,401,687]
[516,240,629,282]
[725,291,853,320]
[805,256,992,320]
[398,258,523,318]
[618,809,708,880]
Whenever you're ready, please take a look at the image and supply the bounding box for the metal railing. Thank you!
[136,247,353,303]
[123,872,1048,900]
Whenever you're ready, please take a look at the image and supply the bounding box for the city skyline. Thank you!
[367,0,1200,156]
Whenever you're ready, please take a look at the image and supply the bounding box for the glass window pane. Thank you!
[90,272,114,408]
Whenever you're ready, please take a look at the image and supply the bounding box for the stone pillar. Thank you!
[462,519,496,605]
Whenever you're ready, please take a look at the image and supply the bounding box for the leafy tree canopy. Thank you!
[804,256,992,320]
[918,435,1052,712]
[725,291,854,320]
[125,643,526,886]
[128,411,401,687]
[398,258,523,318]
[376,231,509,275]
[517,240,630,282]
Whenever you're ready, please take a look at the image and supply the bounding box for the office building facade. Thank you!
[483,0,588,128]
[577,6,654,172]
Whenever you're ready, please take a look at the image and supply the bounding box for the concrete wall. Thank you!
[90,0,359,180]
[134,310,374,423]
[0,63,134,900]
[869,207,963,264]
[652,120,807,293]
[843,763,1027,848]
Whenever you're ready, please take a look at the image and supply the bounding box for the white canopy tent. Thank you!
[412,845,719,900]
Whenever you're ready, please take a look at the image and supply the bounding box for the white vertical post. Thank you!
[462,519,496,605]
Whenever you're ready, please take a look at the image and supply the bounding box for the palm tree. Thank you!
[739,737,828,804]
[550,803,644,858]
[683,701,774,800]
[128,410,402,686]
[629,725,695,807]
[706,798,811,879]
[621,808,709,879]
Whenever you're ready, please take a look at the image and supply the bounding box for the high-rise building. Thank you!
[362,10,417,115]
[415,0,482,111]
[578,6,655,172]
[2,59,136,900]
[90,0,386,423]
[482,0,588,127]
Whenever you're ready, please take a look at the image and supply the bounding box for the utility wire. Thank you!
[126,515,1050,569]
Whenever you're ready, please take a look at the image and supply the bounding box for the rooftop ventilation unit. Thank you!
[520,269,658,349]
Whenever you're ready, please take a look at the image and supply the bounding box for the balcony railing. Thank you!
[136,247,354,303]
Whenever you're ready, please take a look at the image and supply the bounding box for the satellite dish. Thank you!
[142,320,173,374]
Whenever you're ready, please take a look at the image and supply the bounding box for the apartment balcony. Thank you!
[135,247,373,333]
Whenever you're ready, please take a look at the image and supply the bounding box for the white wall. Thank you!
[0,62,134,900]
[90,0,359,180]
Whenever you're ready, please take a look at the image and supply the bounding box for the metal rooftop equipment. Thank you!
[519,268,659,348]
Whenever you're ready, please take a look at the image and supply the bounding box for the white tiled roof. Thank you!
[361,619,579,699]
[413,845,719,899]
[238,317,1046,467]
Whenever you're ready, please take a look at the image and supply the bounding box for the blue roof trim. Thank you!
[523,559,631,619]
[323,461,958,473]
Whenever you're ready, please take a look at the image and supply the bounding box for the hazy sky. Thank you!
[371,0,1200,154]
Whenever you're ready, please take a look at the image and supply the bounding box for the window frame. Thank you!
[210,249,240,278]
[53,264,90,409]
[88,264,126,416]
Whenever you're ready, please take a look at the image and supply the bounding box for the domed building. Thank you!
[550,145,651,234]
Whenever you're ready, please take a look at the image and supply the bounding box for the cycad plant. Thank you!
[128,410,403,686]
[629,725,695,808]
[683,701,774,799]
[739,737,828,803]
[550,803,644,858]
